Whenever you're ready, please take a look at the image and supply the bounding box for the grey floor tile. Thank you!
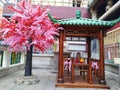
[56,87,74,90]
[0,69,119,90]
[45,87,56,90]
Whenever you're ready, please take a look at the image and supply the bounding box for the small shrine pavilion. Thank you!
[49,10,120,88]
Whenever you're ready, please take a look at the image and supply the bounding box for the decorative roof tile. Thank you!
[48,10,120,27]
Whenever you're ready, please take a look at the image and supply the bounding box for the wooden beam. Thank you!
[65,34,97,37]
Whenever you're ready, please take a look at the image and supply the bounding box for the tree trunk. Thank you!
[24,39,33,76]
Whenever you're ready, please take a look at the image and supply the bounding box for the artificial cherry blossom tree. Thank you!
[0,0,60,76]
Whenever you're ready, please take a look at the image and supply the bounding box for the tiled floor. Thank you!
[0,68,119,90]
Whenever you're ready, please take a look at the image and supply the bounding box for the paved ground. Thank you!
[0,68,119,90]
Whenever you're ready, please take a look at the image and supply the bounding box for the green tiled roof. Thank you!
[48,10,120,27]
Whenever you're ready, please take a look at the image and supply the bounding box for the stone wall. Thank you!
[0,63,25,77]
[32,54,54,69]
[105,62,119,74]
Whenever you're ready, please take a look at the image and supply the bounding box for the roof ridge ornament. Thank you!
[76,10,81,19]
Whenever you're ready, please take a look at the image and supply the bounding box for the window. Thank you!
[77,1,81,7]
[73,0,81,7]
[31,0,73,7]
[10,52,21,65]
[0,51,3,67]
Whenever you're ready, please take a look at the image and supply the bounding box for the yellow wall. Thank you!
[0,6,3,28]
[0,6,3,17]
[104,27,120,45]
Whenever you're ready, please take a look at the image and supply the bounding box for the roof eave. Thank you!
[48,12,120,27]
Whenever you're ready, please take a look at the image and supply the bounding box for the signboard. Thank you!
[68,44,86,51]
[114,58,120,64]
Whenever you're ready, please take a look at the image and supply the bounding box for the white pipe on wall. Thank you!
[99,1,120,20]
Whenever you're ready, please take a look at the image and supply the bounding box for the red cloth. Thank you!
[75,58,79,63]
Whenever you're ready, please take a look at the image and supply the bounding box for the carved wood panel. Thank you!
[65,29,98,37]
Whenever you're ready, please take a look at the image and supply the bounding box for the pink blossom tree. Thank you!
[0,0,60,76]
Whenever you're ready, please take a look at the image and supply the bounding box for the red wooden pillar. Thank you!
[71,58,74,83]
[87,37,92,84]
[57,30,64,83]
[99,29,106,85]
[87,37,91,63]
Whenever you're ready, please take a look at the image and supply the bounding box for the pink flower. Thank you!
[0,0,61,52]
